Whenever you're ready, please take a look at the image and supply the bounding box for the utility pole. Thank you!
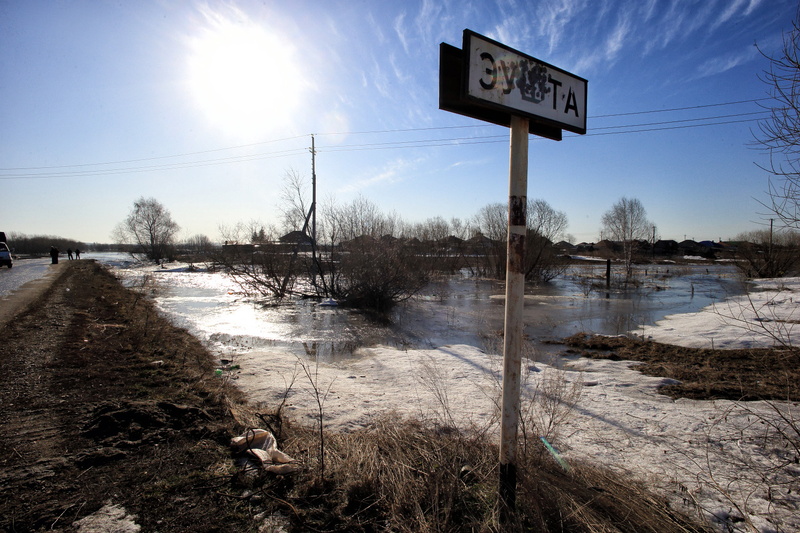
[652,225,656,259]
[310,135,318,282]
[311,135,317,248]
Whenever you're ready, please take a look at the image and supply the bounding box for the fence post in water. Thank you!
[499,115,529,517]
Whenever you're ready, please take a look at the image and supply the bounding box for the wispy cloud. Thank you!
[712,0,765,31]
[413,0,443,47]
[338,157,421,194]
[604,13,630,61]
[388,53,410,84]
[393,12,409,55]
[537,0,588,54]
[368,56,392,99]
[641,0,658,23]
[446,158,489,171]
[642,0,718,55]
[695,44,759,78]
[714,0,749,29]
[367,11,386,45]
[744,0,765,16]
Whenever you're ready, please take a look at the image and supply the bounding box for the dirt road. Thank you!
[0,259,63,330]
[0,260,254,532]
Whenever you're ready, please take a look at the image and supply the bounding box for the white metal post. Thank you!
[499,115,529,513]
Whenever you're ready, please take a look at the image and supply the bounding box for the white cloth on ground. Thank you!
[230,428,300,474]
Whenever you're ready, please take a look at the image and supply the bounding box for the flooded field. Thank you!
[101,253,745,362]
[92,256,800,532]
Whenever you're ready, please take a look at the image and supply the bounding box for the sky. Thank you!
[1,0,798,245]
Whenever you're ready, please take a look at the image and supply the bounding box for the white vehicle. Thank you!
[0,241,11,268]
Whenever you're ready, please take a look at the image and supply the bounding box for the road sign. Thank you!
[440,30,587,139]
[439,29,587,517]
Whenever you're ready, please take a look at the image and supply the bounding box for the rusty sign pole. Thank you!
[499,114,529,513]
[439,29,587,522]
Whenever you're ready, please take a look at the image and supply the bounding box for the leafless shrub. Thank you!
[711,284,799,348]
[417,356,459,429]
[478,337,583,455]
[295,356,335,482]
[734,229,800,279]
[660,400,800,533]
[213,221,298,299]
[753,15,800,229]
[573,265,603,297]
[519,363,584,454]
[256,364,300,441]
[319,197,432,312]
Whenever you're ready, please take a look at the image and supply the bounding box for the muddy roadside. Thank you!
[0,261,258,532]
[0,262,65,331]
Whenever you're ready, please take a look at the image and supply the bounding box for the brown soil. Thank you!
[0,261,254,532]
[562,333,800,401]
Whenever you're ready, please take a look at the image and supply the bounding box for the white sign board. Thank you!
[464,30,587,135]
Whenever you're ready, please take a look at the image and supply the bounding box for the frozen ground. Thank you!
[233,344,798,533]
[639,277,800,349]
[111,260,799,532]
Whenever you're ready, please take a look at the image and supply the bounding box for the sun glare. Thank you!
[187,10,305,137]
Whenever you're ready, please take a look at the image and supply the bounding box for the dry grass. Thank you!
[562,333,800,401]
[240,413,713,532]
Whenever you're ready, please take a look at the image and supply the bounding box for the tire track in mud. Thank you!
[0,264,80,529]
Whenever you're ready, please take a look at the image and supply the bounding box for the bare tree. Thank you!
[600,197,653,280]
[214,221,294,299]
[472,203,508,278]
[755,13,800,228]
[472,199,570,281]
[182,234,213,260]
[734,228,800,278]
[280,168,311,234]
[413,216,450,243]
[328,195,399,241]
[319,197,429,312]
[185,233,210,249]
[113,197,179,262]
[526,199,569,281]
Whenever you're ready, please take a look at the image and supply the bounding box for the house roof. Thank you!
[279,231,313,244]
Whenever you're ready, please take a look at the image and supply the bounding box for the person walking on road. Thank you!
[49,246,59,264]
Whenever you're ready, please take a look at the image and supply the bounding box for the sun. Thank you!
[187,10,305,137]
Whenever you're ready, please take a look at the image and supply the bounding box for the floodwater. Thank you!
[98,253,745,363]
[398,263,744,358]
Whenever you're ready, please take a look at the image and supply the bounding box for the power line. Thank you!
[315,98,769,136]
[590,110,768,131]
[0,134,309,172]
[581,116,764,137]
[317,112,768,153]
[589,98,769,118]
[0,147,308,180]
[0,97,770,180]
